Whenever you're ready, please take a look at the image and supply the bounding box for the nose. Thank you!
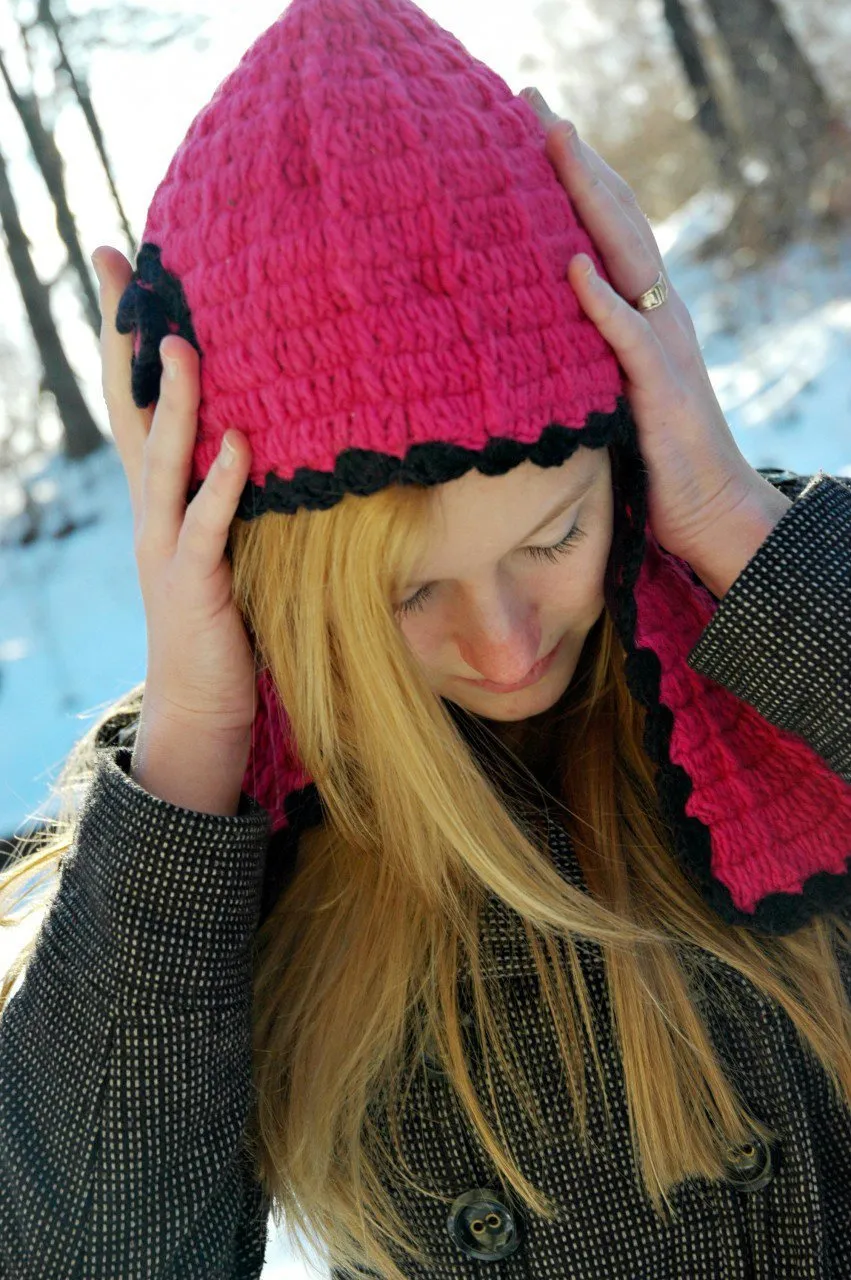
[455,602,542,685]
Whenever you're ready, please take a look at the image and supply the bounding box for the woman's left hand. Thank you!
[519,87,776,576]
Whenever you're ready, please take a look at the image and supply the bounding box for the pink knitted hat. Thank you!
[116,0,851,934]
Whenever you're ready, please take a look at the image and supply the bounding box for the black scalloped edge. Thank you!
[202,397,634,520]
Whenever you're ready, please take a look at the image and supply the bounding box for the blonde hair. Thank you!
[3,473,851,1279]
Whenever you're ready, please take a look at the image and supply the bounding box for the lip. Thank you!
[457,635,564,693]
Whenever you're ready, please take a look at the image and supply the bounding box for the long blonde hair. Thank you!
[3,472,851,1279]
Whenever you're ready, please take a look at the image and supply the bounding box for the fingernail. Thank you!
[90,251,102,284]
[219,434,236,468]
[163,356,178,381]
[572,254,597,281]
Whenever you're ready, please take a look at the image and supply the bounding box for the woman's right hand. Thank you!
[92,245,259,803]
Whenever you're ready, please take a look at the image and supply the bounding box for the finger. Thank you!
[568,254,674,399]
[520,87,635,206]
[140,335,203,553]
[565,133,651,227]
[553,126,696,350]
[91,246,153,515]
[519,89,665,297]
[544,121,665,303]
[177,430,251,575]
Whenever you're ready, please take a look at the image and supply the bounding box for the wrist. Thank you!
[687,479,793,600]
[132,711,252,817]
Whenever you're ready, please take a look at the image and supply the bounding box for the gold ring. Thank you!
[633,271,668,313]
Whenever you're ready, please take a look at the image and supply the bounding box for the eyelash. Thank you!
[396,522,588,617]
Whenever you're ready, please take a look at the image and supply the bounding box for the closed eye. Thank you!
[395,522,587,617]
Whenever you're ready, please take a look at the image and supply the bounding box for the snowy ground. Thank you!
[1,192,849,1275]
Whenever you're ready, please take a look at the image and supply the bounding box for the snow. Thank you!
[2,194,851,1274]
[1,446,147,835]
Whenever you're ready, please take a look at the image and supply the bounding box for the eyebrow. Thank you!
[403,469,597,591]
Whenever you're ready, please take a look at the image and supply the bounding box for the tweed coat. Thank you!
[1,468,851,1279]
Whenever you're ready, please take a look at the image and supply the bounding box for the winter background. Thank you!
[0,0,849,1274]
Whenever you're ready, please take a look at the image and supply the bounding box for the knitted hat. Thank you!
[116,0,850,935]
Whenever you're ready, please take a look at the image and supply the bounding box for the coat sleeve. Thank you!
[687,469,851,786]
[0,740,274,1279]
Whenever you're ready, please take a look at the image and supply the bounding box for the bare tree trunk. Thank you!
[661,0,746,195]
[33,0,138,265]
[0,143,104,461]
[700,0,846,251]
[0,50,101,338]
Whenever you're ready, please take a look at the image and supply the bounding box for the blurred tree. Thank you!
[32,0,139,272]
[0,0,208,466]
[661,0,745,198]
[0,141,103,461]
[0,48,101,338]
[667,0,851,256]
[16,0,209,299]
[534,0,849,260]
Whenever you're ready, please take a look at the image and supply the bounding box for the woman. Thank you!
[2,0,851,1276]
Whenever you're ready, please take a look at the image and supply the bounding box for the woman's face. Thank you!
[393,445,614,721]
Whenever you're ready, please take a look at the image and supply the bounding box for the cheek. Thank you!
[550,523,612,619]
[399,616,449,672]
